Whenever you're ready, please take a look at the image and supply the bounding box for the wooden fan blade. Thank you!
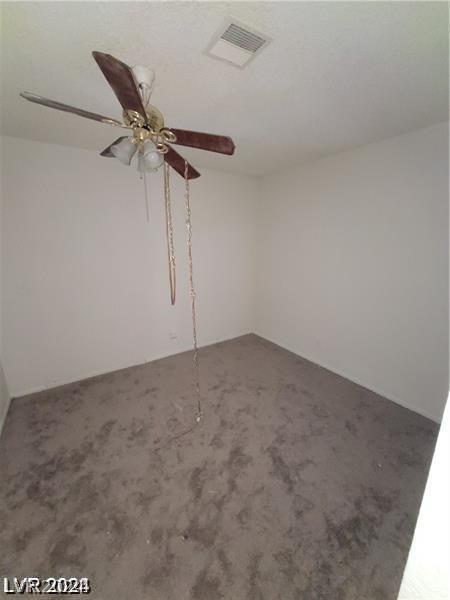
[165,145,200,180]
[20,92,123,126]
[92,51,146,119]
[100,137,128,157]
[168,128,235,155]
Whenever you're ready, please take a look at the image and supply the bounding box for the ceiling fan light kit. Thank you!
[20,50,236,428]
[110,136,137,165]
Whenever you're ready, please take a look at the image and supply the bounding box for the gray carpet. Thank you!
[0,334,438,599]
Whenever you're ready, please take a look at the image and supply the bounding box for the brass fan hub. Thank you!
[123,105,164,133]
[123,105,175,151]
[133,127,149,143]
[145,104,165,133]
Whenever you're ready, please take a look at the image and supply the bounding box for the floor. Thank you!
[0,334,438,600]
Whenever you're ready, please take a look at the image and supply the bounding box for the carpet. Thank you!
[0,334,438,599]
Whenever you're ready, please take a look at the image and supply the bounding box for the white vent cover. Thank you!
[205,19,271,68]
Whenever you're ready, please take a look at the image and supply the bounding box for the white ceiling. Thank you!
[1,1,448,176]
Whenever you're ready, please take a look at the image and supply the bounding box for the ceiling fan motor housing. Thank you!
[146,105,165,133]
[122,104,165,134]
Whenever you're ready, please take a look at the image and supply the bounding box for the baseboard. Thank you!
[254,330,441,424]
[11,331,253,399]
[10,329,442,424]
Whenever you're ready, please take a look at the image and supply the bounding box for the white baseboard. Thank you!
[10,329,442,424]
[11,331,253,399]
[254,330,441,424]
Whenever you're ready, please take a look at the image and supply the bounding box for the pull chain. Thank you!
[143,170,150,222]
[164,162,176,305]
[184,160,202,424]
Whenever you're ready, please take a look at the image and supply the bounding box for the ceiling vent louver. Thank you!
[205,19,271,68]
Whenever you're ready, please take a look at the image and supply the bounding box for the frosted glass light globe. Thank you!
[141,140,164,171]
[145,150,164,170]
[111,137,137,165]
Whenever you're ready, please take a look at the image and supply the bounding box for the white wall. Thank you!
[0,134,10,430]
[256,123,449,422]
[397,149,450,598]
[397,396,450,599]
[1,136,258,396]
[2,124,448,424]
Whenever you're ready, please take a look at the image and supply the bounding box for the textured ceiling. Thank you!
[1,1,448,176]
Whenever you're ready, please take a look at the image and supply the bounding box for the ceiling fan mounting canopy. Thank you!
[20,51,235,179]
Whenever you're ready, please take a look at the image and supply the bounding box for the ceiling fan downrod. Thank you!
[132,65,155,109]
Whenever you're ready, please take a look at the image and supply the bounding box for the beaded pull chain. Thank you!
[184,160,202,424]
[163,162,176,305]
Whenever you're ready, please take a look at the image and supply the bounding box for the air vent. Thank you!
[205,19,271,68]
[221,23,267,53]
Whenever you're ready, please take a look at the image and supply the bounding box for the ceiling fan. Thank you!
[20,51,235,179]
